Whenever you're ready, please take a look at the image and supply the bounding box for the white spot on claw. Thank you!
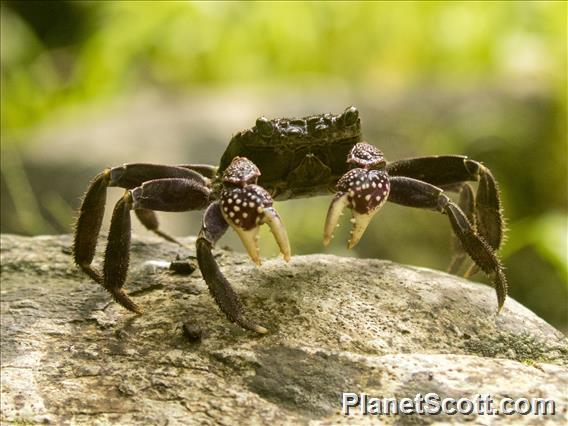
[365,194,371,201]
[229,212,235,218]
[234,206,240,212]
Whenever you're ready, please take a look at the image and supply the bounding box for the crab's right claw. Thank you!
[221,184,290,265]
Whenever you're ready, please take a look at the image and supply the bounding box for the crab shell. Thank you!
[218,106,363,200]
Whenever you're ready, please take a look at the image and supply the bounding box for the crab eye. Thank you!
[256,116,273,138]
[341,106,359,127]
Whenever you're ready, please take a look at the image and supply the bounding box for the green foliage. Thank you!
[2,1,565,136]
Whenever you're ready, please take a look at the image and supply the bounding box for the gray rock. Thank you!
[1,234,566,425]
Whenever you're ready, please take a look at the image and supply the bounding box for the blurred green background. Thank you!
[1,1,566,331]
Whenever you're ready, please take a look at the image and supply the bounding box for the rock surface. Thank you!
[1,234,567,425]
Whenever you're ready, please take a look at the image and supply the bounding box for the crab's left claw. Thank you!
[324,143,390,249]
[220,183,290,265]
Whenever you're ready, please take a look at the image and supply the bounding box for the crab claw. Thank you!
[324,167,390,249]
[220,184,290,265]
[323,193,349,246]
[262,207,291,262]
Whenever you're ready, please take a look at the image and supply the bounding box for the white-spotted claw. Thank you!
[324,142,390,249]
[221,157,291,265]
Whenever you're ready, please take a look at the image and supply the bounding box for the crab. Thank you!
[73,106,507,334]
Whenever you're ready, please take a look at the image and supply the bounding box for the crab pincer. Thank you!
[220,157,291,265]
[324,143,390,249]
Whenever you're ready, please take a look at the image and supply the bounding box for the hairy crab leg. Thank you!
[99,178,210,312]
[73,164,212,283]
[178,164,218,179]
[388,176,507,312]
[387,156,505,256]
[447,183,476,275]
[103,192,140,312]
[74,169,110,283]
[134,209,183,246]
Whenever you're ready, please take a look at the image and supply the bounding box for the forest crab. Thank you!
[73,106,507,333]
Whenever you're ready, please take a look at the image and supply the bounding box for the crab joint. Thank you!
[220,184,291,266]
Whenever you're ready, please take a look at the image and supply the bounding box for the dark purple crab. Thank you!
[73,106,507,334]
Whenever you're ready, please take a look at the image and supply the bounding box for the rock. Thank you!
[1,234,566,425]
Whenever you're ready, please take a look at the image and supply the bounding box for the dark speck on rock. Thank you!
[182,322,203,343]
[169,260,197,275]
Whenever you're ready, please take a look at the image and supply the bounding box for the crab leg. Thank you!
[74,164,212,283]
[103,192,140,313]
[96,178,210,312]
[387,156,505,254]
[134,209,180,245]
[74,169,110,283]
[388,176,507,312]
[196,202,268,333]
[447,183,476,275]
